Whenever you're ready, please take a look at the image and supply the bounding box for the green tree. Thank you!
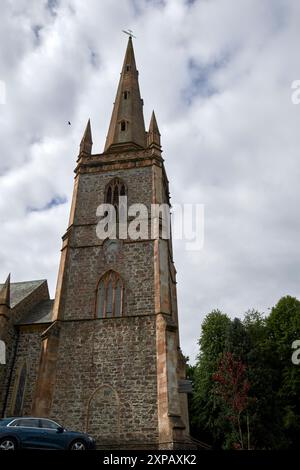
[190,298,300,449]
[266,296,300,447]
[191,310,231,446]
[242,310,286,448]
[225,317,251,361]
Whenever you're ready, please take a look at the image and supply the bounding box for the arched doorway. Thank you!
[86,385,120,446]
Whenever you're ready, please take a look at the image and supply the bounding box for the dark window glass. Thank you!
[113,186,119,205]
[115,281,122,317]
[14,419,39,428]
[24,419,40,428]
[97,281,105,318]
[106,186,112,204]
[40,419,60,430]
[120,121,126,131]
[106,281,113,317]
[104,179,127,237]
[97,271,124,318]
[13,364,27,416]
[105,178,127,207]
[9,420,22,427]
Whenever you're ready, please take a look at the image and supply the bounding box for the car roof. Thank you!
[3,417,56,420]
[1,417,59,423]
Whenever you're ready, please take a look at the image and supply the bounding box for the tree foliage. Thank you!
[213,352,250,449]
[189,296,300,449]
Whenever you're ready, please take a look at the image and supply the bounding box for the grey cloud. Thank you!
[0,0,300,364]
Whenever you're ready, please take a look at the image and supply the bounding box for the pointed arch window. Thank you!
[105,178,127,233]
[13,363,27,416]
[97,271,124,318]
[105,178,127,208]
[120,120,126,132]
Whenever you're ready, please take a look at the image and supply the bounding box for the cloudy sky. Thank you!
[1,0,300,363]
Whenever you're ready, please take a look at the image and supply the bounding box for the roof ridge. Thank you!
[0,279,47,286]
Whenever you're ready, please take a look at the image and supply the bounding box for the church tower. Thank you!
[33,37,190,449]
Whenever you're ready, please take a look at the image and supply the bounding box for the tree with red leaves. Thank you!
[213,352,251,449]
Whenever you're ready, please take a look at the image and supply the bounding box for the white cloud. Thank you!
[0,0,300,363]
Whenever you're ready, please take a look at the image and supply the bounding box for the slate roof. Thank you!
[0,280,46,309]
[17,299,54,325]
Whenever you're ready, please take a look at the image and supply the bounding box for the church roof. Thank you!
[17,299,54,325]
[0,280,46,309]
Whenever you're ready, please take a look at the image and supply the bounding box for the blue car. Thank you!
[0,417,96,450]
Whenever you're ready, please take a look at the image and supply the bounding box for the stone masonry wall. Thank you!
[1,281,49,416]
[50,315,158,448]
[62,241,155,321]
[73,166,153,227]
[59,164,155,321]
[6,325,46,416]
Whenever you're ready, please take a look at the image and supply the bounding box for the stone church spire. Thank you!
[79,119,93,156]
[0,274,10,309]
[104,36,147,152]
[147,111,161,149]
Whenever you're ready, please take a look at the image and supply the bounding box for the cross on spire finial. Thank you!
[122,29,136,39]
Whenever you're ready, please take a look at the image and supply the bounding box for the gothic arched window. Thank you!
[105,178,127,226]
[105,178,127,207]
[105,178,127,235]
[97,271,124,318]
[13,363,27,416]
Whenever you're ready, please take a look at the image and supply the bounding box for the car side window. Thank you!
[9,419,22,427]
[39,419,60,430]
[13,419,40,428]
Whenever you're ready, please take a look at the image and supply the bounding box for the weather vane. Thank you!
[122,29,136,39]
